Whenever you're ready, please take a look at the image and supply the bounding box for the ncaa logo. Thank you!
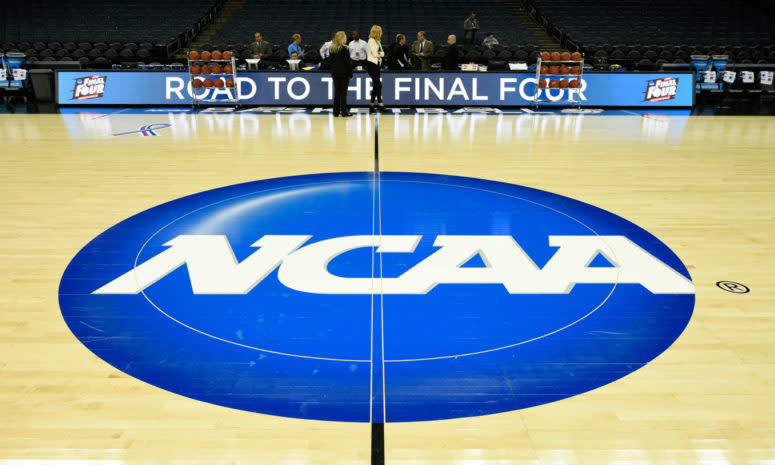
[59,172,694,422]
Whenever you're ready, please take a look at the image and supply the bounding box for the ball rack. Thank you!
[533,53,585,109]
[187,52,240,109]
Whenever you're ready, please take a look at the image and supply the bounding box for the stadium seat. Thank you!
[638,59,655,70]
[627,50,642,61]
[104,49,120,62]
[119,48,136,59]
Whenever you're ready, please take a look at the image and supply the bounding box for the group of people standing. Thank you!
[247,12,487,117]
[328,25,386,117]
[321,30,437,72]
[328,25,473,116]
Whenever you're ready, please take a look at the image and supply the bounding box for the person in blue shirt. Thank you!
[288,34,305,59]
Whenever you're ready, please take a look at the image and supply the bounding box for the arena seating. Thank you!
[207,0,539,58]
[531,0,773,45]
[0,0,222,64]
[2,0,773,70]
[580,43,775,71]
[3,0,219,43]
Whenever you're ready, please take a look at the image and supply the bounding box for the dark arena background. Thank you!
[1,1,774,465]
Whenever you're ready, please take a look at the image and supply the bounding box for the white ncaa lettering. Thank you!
[278,235,422,293]
[93,235,310,294]
[93,234,694,295]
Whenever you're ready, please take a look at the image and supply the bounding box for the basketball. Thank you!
[223,50,232,60]
[571,51,582,61]
[559,65,569,74]
[540,65,549,74]
[561,51,571,61]
[549,79,560,88]
[224,64,233,74]
[568,79,580,88]
[211,64,222,74]
[559,79,569,88]
[190,64,201,75]
[212,50,222,60]
[203,78,213,88]
[188,50,200,60]
[192,78,203,88]
[214,78,224,88]
[226,78,235,88]
[538,79,547,88]
[571,65,581,75]
[549,65,559,74]
[551,51,561,61]
[201,65,211,74]
[201,50,211,60]
[541,51,550,61]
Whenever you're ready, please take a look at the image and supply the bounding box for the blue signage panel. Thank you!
[57,71,694,107]
[59,172,695,422]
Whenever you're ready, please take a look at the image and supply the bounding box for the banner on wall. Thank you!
[57,71,694,107]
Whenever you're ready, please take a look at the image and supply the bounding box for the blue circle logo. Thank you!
[59,172,694,422]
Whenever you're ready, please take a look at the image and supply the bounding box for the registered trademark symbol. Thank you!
[716,281,749,294]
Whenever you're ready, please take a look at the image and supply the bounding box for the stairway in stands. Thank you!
[178,0,246,56]
[501,0,561,50]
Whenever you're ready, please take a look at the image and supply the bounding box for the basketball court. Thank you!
[1,107,774,464]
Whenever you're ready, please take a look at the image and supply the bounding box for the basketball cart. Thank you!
[188,52,240,109]
[533,53,584,109]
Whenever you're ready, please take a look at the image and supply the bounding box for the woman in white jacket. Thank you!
[367,25,385,112]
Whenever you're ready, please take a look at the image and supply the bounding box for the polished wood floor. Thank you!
[1,110,773,464]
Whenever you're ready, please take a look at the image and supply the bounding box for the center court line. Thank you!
[371,112,386,465]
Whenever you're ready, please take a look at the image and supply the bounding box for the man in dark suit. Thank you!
[442,35,459,70]
[411,31,434,71]
[387,34,411,70]
[249,32,272,59]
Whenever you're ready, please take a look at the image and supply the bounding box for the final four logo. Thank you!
[59,172,695,422]
[644,77,678,102]
[72,75,107,100]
